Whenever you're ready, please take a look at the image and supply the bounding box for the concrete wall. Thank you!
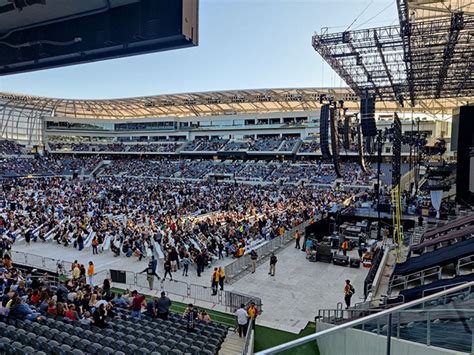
[316,322,467,355]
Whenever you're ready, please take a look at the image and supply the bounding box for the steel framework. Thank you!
[313,12,474,106]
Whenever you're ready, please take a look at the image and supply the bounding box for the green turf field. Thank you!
[253,322,320,355]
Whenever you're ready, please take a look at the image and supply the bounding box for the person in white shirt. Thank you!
[236,304,249,338]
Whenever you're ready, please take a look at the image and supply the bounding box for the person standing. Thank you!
[151,255,158,274]
[163,258,173,280]
[87,261,94,285]
[72,263,81,281]
[341,239,349,257]
[169,247,179,272]
[77,233,84,251]
[218,241,224,260]
[344,279,355,309]
[211,268,219,295]
[247,302,258,329]
[236,304,248,338]
[295,230,301,249]
[92,237,99,255]
[418,215,424,227]
[130,291,145,319]
[196,252,205,277]
[156,291,172,320]
[218,267,225,291]
[140,261,160,290]
[183,304,198,332]
[181,254,191,277]
[269,253,277,276]
[250,250,258,274]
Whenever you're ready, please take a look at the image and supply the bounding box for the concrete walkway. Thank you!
[13,240,369,334]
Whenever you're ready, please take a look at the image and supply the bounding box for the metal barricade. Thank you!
[225,220,312,283]
[26,253,45,269]
[224,290,263,314]
[136,272,151,289]
[189,283,220,304]
[160,279,189,298]
[11,250,27,266]
[43,257,59,272]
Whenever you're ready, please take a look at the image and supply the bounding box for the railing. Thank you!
[256,281,474,354]
[225,220,311,284]
[387,266,442,295]
[109,268,262,314]
[456,254,474,276]
[243,317,255,355]
[10,249,262,314]
[11,250,72,275]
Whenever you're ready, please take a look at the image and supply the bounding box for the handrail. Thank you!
[255,281,474,354]
[388,266,442,294]
[456,254,474,275]
[242,317,255,355]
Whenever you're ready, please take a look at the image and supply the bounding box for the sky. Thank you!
[0,0,399,99]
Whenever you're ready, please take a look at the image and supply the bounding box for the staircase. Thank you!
[219,330,245,354]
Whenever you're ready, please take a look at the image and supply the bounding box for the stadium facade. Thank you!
[0,88,455,158]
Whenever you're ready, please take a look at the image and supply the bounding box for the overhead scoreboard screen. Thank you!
[0,0,198,75]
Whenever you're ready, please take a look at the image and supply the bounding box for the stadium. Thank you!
[0,0,473,354]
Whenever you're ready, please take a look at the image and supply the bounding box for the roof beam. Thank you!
[434,12,464,98]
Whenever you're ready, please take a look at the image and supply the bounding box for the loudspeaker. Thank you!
[320,104,331,159]
[360,95,377,137]
[392,114,402,187]
[343,115,351,149]
[330,106,342,177]
[452,105,474,204]
[333,254,349,266]
[350,258,361,268]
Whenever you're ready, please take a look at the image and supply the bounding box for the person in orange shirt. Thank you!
[211,268,219,295]
[87,261,95,286]
[247,302,258,329]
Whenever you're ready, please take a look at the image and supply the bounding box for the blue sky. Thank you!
[0,0,398,99]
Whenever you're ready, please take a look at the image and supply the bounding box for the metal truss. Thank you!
[313,12,474,106]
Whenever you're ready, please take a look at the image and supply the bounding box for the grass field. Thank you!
[253,322,320,355]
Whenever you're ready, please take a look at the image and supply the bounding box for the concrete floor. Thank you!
[13,240,369,333]
[226,245,368,333]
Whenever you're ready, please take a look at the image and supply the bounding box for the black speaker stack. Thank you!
[320,104,331,159]
[452,105,474,204]
[330,106,342,178]
[343,115,351,150]
[360,94,377,137]
[392,114,402,187]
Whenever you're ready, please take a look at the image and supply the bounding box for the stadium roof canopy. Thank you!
[0,88,469,120]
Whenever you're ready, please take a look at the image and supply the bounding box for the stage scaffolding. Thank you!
[313,12,474,107]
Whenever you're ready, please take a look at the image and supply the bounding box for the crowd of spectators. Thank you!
[182,139,228,152]
[299,140,321,153]
[0,156,102,177]
[1,175,353,270]
[278,138,299,152]
[248,138,282,152]
[221,141,250,151]
[0,140,25,155]
[46,137,372,156]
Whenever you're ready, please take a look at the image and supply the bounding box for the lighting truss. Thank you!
[313,12,474,106]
